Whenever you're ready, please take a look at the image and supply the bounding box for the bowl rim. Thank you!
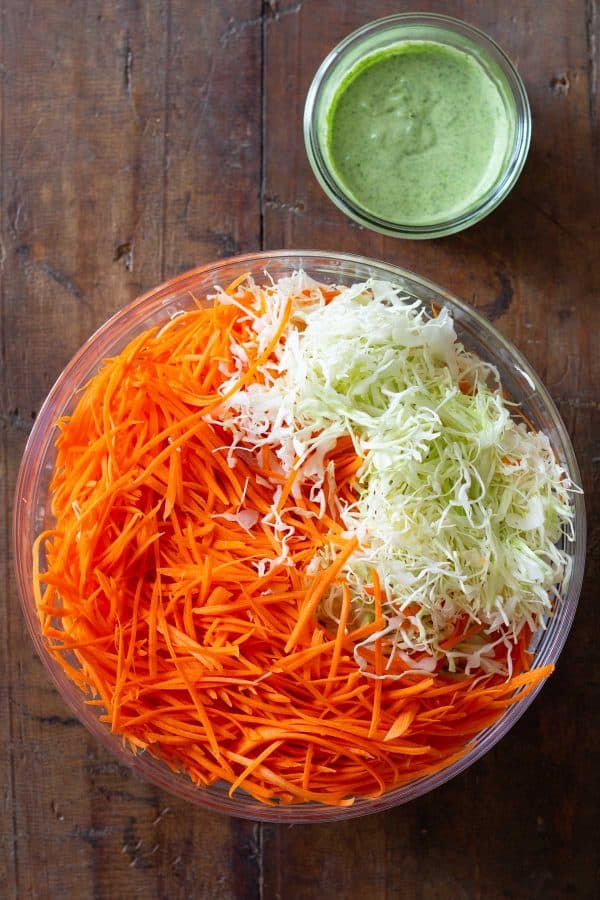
[13,250,586,822]
[303,12,532,239]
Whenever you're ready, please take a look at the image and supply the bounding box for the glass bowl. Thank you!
[14,251,584,822]
[304,14,532,238]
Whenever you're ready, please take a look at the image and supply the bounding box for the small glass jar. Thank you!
[303,13,532,239]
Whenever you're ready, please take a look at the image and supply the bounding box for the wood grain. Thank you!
[1,1,598,898]
[1,2,262,898]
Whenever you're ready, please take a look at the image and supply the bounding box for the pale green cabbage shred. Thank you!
[213,273,577,678]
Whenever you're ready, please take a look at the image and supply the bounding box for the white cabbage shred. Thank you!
[212,273,578,678]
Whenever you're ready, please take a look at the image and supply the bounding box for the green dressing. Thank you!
[326,41,513,225]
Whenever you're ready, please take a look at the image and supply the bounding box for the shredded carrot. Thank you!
[34,281,555,808]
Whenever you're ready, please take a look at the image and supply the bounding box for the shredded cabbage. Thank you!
[213,273,578,677]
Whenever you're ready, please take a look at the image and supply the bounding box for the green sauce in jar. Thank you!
[326,41,513,226]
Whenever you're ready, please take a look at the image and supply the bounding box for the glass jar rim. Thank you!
[303,13,532,239]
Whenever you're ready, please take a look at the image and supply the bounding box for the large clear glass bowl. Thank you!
[13,251,585,822]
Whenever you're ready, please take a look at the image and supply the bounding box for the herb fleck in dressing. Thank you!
[327,41,512,225]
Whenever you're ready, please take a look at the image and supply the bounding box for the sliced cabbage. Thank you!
[213,274,578,677]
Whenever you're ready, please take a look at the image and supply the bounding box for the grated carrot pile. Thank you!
[33,282,552,807]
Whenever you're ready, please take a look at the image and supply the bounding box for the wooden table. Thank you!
[1,2,598,898]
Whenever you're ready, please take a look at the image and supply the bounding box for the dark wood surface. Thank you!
[1,2,598,898]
